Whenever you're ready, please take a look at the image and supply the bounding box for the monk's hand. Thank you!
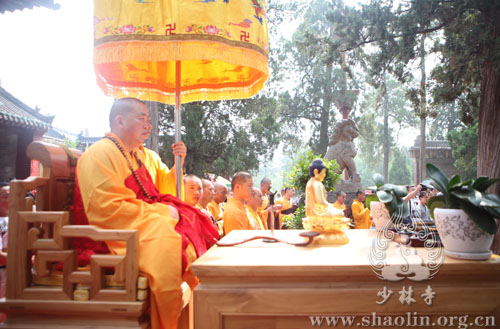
[272,204,283,212]
[168,205,180,220]
[172,141,187,166]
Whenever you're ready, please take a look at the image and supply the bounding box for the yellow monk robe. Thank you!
[333,201,346,211]
[257,194,269,229]
[223,197,255,234]
[352,199,372,229]
[207,200,222,221]
[77,133,193,329]
[246,205,265,230]
[275,197,292,227]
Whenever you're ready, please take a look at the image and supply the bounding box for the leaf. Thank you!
[447,174,461,190]
[392,185,407,198]
[425,163,449,194]
[460,200,498,235]
[480,194,500,208]
[429,200,446,220]
[421,179,435,189]
[365,194,379,210]
[451,187,482,206]
[377,190,393,203]
[427,195,446,209]
[473,177,500,192]
[372,173,384,188]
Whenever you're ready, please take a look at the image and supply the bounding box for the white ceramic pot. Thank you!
[434,208,494,260]
[370,201,393,231]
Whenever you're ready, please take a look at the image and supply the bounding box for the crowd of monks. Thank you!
[183,174,296,238]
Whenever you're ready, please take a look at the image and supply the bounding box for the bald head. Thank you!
[199,179,215,208]
[231,172,254,202]
[247,187,263,211]
[260,177,272,194]
[183,174,202,206]
[109,98,146,129]
[213,182,228,204]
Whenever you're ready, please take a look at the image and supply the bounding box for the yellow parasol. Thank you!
[93,0,269,197]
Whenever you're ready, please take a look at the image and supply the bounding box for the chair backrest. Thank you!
[26,141,82,212]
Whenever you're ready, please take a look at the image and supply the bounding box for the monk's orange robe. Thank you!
[257,194,269,229]
[77,133,193,329]
[246,205,265,230]
[223,197,255,234]
[333,200,346,211]
[275,197,292,227]
[352,199,372,229]
[207,200,222,221]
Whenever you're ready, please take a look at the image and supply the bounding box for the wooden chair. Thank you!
[0,141,190,329]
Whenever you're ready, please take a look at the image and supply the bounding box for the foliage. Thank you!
[275,0,358,156]
[283,204,305,230]
[284,150,341,194]
[369,173,410,223]
[318,0,500,196]
[426,163,500,234]
[388,148,413,186]
[158,97,280,178]
[447,122,478,181]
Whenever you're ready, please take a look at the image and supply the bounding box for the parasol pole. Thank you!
[175,60,182,198]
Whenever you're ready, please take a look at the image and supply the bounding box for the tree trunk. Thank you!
[145,101,160,153]
[478,61,500,254]
[383,83,389,183]
[418,33,427,184]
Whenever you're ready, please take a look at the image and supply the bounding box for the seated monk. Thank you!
[223,172,256,234]
[184,175,219,235]
[304,159,349,244]
[75,98,218,329]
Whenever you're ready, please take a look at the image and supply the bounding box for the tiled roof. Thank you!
[0,0,60,13]
[0,85,53,130]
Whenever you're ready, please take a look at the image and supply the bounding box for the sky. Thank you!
[0,1,112,136]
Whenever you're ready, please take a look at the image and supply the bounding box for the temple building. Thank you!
[0,85,53,181]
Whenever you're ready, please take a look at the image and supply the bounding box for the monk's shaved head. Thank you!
[232,172,252,190]
[260,177,271,186]
[213,182,228,204]
[109,98,146,128]
[201,179,212,188]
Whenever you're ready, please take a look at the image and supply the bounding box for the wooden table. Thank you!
[192,230,500,329]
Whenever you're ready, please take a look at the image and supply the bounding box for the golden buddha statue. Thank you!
[303,159,350,245]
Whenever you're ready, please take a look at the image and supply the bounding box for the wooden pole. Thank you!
[175,61,182,198]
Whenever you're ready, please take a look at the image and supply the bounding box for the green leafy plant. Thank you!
[368,173,409,224]
[284,150,341,193]
[425,163,500,234]
[283,204,305,230]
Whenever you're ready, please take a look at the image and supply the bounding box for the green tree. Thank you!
[276,0,357,156]
[322,0,500,193]
[388,148,413,185]
[448,122,478,180]
[158,97,280,178]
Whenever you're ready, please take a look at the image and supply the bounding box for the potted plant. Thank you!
[425,163,500,260]
[367,173,409,230]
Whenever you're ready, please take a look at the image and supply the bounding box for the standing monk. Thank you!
[257,177,281,229]
[223,172,255,234]
[207,182,227,221]
[333,191,347,211]
[352,190,372,229]
[76,98,218,329]
[246,187,266,230]
[207,182,227,236]
[198,179,215,211]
